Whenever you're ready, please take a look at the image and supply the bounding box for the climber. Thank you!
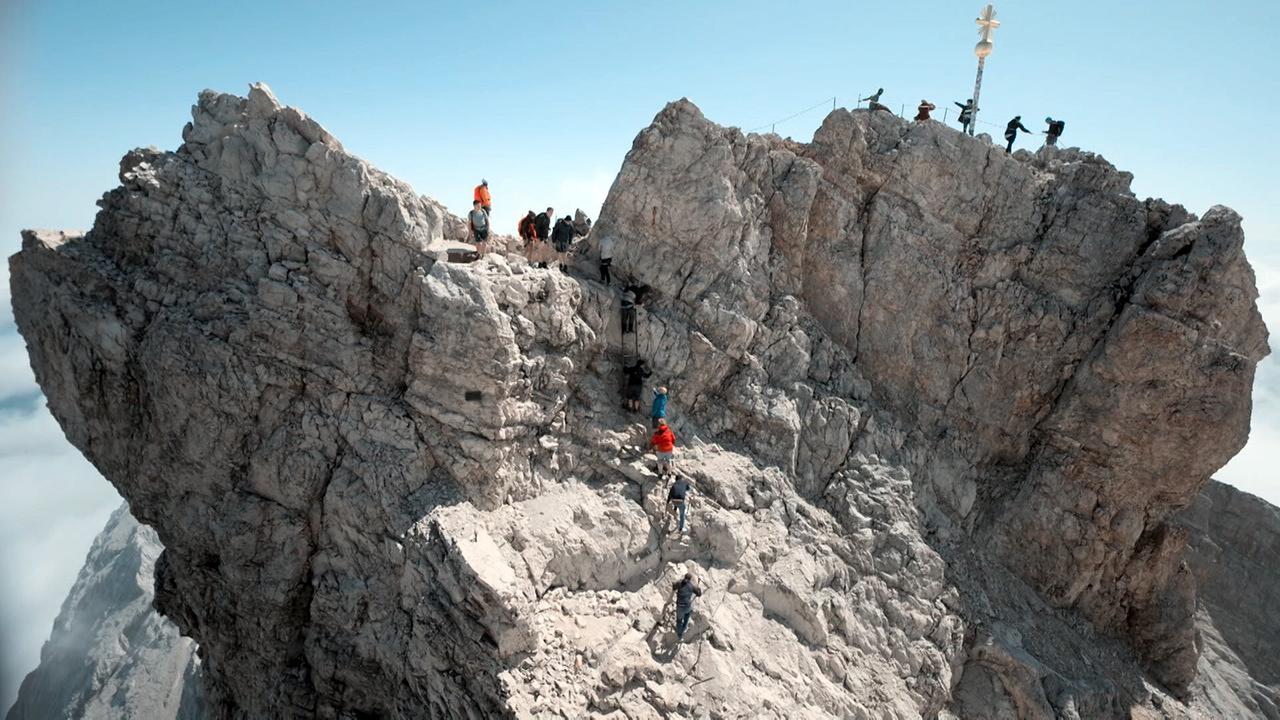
[860,88,887,112]
[650,418,676,476]
[621,285,637,335]
[1004,116,1032,153]
[914,100,936,122]
[551,215,574,273]
[532,207,554,269]
[667,473,693,533]
[672,573,703,639]
[650,386,669,430]
[473,179,491,215]
[954,100,976,132]
[598,234,614,285]
[467,200,489,256]
[622,358,651,411]
[1043,117,1066,147]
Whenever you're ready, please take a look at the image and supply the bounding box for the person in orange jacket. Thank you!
[650,418,676,476]
[474,180,491,215]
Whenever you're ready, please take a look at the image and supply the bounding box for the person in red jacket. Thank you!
[474,180,491,215]
[650,419,676,476]
[914,100,936,121]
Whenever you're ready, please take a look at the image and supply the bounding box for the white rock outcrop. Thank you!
[8,85,1274,718]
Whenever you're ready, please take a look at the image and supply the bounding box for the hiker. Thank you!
[622,358,650,411]
[860,88,885,110]
[914,100,936,121]
[651,418,676,476]
[672,573,703,639]
[551,215,574,273]
[667,473,693,533]
[518,211,540,265]
[1043,117,1065,146]
[531,208,554,269]
[621,285,637,335]
[474,180,491,215]
[468,200,489,256]
[650,386,668,430]
[1004,116,1032,153]
[954,100,977,132]
[599,234,614,285]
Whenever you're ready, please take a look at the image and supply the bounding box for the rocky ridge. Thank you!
[4,504,205,720]
[8,84,1273,718]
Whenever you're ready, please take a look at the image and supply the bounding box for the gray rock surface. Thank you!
[5,504,205,720]
[1177,480,1280,718]
[8,85,1274,718]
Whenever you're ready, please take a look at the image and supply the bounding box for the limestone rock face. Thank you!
[5,504,205,720]
[9,86,1272,719]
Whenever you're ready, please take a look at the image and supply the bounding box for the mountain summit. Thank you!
[8,84,1274,718]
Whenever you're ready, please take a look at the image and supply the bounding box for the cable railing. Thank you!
[747,94,1018,136]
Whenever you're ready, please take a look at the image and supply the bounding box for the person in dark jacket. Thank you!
[667,473,693,532]
[672,573,703,638]
[954,99,977,133]
[1043,117,1065,146]
[1004,116,1032,153]
[551,215,574,273]
[530,207,553,268]
[622,358,651,411]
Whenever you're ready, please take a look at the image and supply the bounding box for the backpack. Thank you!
[1052,120,1066,135]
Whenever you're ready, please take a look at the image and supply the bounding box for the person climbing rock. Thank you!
[1004,116,1032,153]
[954,100,976,132]
[650,386,668,430]
[622,358,650,412]
[551,215,574,273]
[1043,117,1066,147]
[621,285,637,335]
[473,179,491,215]
[532,207,554,269]
[667,473,693,533]
[598,234,614,285]
[914,100,936,121]
[467,200,489,256]
[650,418,676,476]
[860,88,887,111]
[672,573,702,639]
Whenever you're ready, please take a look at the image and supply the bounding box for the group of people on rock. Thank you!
[518,207,576,273]
[860,88,1066,152]
[463,179,704,642]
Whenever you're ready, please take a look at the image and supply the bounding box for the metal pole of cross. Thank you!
[969,4,1000,135]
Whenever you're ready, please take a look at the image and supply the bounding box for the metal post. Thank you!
[970,4,999,136]
[970,57,985,135]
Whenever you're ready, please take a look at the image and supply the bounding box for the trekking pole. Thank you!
[942,107,949,123]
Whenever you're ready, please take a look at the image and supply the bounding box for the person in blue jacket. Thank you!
[650,386,669,429]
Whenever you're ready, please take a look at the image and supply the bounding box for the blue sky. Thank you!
[2,0,1278,709]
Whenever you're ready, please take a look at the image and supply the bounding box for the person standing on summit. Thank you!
[1004,116,1032,153]
[474,180,491,215]
[954,99,977,133]
[533,207,554,269]
[467,200,489,256]
[1043,117,1066,147]
[914,100,936,121]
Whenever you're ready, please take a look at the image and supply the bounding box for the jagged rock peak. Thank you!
[5,504,205,720]
[8,87,1271,719]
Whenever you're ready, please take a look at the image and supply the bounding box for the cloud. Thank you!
[0,387,121,712]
